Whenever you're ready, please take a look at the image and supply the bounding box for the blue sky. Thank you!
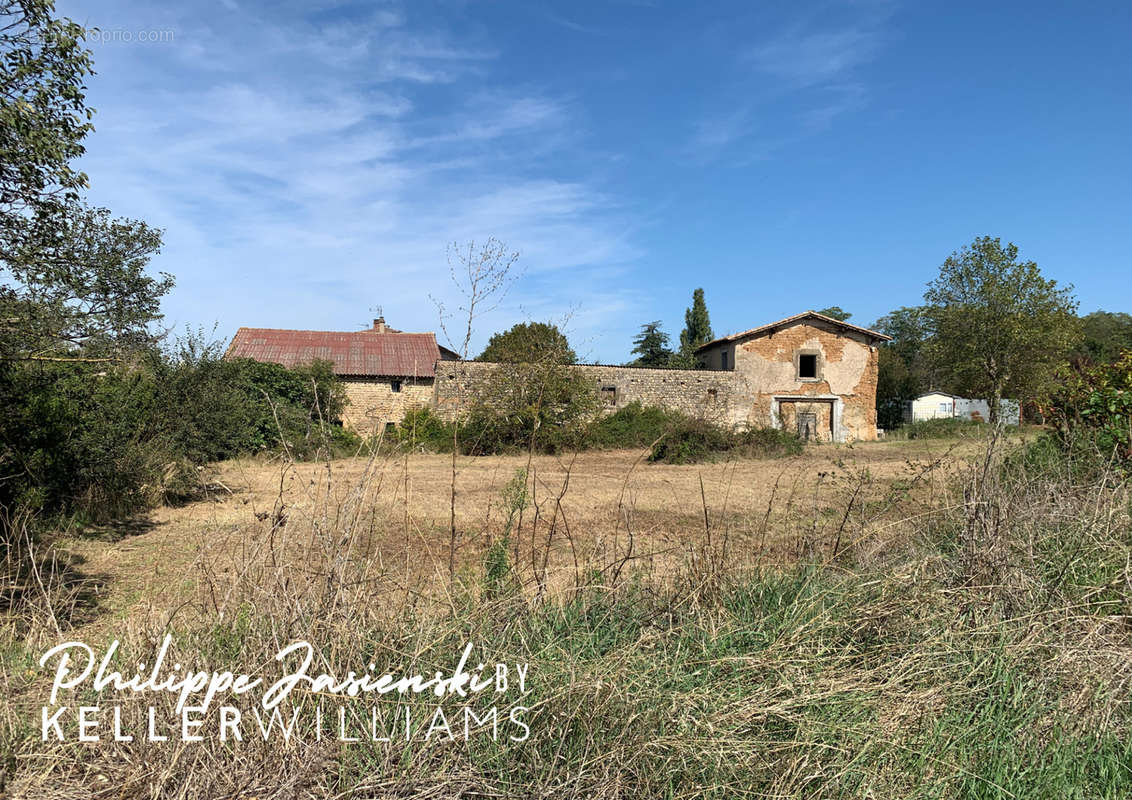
[59,0,1132,362]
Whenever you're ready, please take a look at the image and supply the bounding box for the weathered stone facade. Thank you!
[696,314,885,441]
[431,312,888,442]
[341,376,434,433]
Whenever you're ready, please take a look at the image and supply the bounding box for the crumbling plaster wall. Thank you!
[727,322,879,441]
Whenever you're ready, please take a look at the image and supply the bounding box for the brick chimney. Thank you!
[373,316,386,333]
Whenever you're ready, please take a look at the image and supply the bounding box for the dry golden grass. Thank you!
[60,437,977,631]
[5,430,1131,799]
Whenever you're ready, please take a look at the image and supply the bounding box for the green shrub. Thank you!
[441,359,600,455]
[0,340,356,521]
[898,417,995,440]
[586,401,683,449]
[648,416,802,464]
[392,407,455,452]
[648,416,731,464]
[154,347,349,462]
[1044,351,1132,470]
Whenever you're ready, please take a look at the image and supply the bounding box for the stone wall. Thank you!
[341,376,434,433]
[433,361,746,425]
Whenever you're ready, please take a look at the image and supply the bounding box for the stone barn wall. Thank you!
[433,361,746,424]
[341,376,434,433]
[379,320,882,442]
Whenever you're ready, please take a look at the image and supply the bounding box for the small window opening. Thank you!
[798,354,818,380]
[707,388,718,402]
[391,379,402,393]
[720,350,729,370]
[600,385,617,407]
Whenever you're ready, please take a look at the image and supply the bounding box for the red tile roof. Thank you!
[225,328,446,377]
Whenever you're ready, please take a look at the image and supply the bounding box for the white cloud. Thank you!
[60,0,643,359]
[746,27,880,87]
[687,9,892,163]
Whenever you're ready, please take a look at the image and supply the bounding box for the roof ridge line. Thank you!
[695,310,892,351]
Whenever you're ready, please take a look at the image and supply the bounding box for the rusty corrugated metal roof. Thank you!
[225,328,443,377]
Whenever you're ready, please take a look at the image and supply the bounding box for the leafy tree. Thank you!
[816,306,852,321]
[1043,352,1132,470]
[477,321,576,365]
[923,236,1079,422]
[1076,310,1132,364]
[0,4,169,361]
[3,202,170,359]
[676,288,714,367]
[872,307,932,429]
[0,0,94,233]
[630,321,673,367]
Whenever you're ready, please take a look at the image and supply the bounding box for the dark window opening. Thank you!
[391,379,402,393]
[798,354,818,380]
[720,350,729,370]
[600,385,617,406]
[707,388,718,402]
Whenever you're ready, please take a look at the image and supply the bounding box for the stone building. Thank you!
[229,310,891,442]
[694,311,891,441]
[225,318,458,433]
[435,311,891,442]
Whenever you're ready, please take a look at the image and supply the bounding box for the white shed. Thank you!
[905,392,960,423]
[904,393,1020,425]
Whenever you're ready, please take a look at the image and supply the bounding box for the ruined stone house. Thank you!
[694,311,892,441]
[224,317,458,431]
[227,310,892,442]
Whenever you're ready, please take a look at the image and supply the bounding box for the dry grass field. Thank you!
[62,437,976,630]
[7,429,1132,799]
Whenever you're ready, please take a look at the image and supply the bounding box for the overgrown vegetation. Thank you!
[0,336,355,523]
[889,416,999,440]
[393,400,801,463]
[1044,350,1132,470]
[4,428,1129,798]
[646,416,803,463]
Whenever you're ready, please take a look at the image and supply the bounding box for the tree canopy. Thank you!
[4,203,169,359]
[476,321,576,364]
[872,306,933,429]
[0,3,171,362]
[676,288,714,366]
[630,321,673,367]
[1076,310,1132,364]
[923,236,1079,421]
[816,306,852,321]
[1,0,94,240]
